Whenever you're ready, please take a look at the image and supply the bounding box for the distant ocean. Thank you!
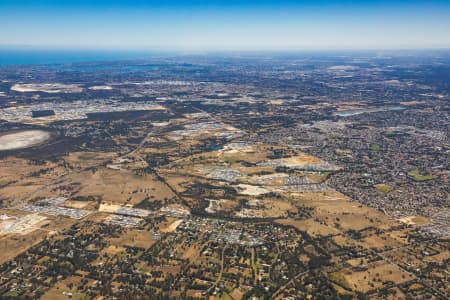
[0,48,171,66]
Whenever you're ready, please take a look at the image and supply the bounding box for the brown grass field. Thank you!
[276,218,339,237]
[40,275,93,300]
[105,228,157,249]
[30,167,175,206]
[356,233,405,251]
[0,229,48,264]
[335,261,414,293]
[63,151,117,169]
[288,191,397,231]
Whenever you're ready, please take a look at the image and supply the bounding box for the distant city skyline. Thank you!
[1,0,450,50]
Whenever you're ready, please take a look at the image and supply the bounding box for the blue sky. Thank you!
[1,0,449,50]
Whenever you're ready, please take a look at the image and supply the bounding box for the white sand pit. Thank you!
[88,85,113,90]
[0,130,51,151]
[11,83,83,93]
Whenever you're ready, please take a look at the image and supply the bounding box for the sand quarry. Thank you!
[0,130,50,151]
[11,83,83,93]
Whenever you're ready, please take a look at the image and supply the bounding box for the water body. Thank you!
[0,48,172,66]
[335,106,405,117]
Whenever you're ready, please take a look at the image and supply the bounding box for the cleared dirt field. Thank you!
[398,215,430,225]
[247,172,287,183]
[235,184,270,196]
[61,200,93,209]
[271,154,323,166]
[0,213,47,235]
[205,199,238,214]
[161,219,183,233]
